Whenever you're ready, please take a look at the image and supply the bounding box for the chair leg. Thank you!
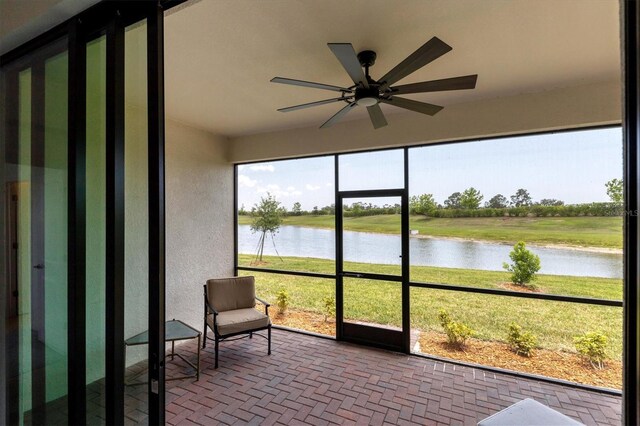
[268,326,271,355]
[249,331,253,339]
[215,337,219,369]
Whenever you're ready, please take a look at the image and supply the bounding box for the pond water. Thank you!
[238,225,622,279]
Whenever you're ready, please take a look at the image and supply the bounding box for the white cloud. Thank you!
[237,165,245,171]
[325,182,333,187]
[249,164,275,172]
[238,174,257,187]
[305,184,321,191]
[257,184,302,199]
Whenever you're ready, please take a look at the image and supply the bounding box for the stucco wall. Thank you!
[166,118,234,333]
[229,80,622,163]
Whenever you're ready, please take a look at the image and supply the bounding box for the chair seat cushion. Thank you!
[208,308,271,336]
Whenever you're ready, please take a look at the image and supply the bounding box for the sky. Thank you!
[237,127,623,211]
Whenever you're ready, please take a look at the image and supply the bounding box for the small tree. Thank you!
[292,202,302,216]
[605,178,623,205]
[486,194,508,208]
[250,193,283,262]
[275,289,290,315]
[460,187,483,209]
[444,192,462,209]
[510,189,532,207]
[322,296,335,322]
[410,194,438,216]
[503,241,541,286]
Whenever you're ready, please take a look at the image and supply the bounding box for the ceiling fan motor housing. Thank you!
[355,86,380,106]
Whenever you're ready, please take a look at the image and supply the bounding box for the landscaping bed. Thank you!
[268,309,622,390]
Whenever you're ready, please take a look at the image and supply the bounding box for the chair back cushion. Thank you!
[206,276,256,312]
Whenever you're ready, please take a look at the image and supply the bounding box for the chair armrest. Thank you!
[255,296,270,315]
[204,297,219,316]
[255,296,270,307]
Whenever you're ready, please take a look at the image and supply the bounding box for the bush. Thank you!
[438,309,474,349]
[503,241,541,286]
[275,289,290,315]
[574,332,608,369]
[322,296,335,322]
[507,323,537,357]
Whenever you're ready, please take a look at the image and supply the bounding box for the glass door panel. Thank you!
[338,193,406,352]
[342,196,402,276]
[2,38,69,425]
[85,33,107,424]
[123,19,150,424]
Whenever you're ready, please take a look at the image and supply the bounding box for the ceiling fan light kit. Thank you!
[271,37,478,130]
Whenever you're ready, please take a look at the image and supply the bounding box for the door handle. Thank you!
[33,264,44,270]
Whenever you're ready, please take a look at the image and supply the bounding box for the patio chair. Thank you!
[203,276,271,368]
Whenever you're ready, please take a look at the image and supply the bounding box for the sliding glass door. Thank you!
[2,38,69,426]
[1,2,167,424]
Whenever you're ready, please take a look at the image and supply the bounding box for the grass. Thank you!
[238,214,623,249]
[239,254,623,359]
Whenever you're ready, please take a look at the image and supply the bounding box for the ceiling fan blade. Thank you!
[379,37,452,90]
[320,102,357,129]
[277,97,353,113]
[380,96,443,116]
[390,74,478,95]
[327,43,369,88]
[367,104,388,129]
[271,77,350,92]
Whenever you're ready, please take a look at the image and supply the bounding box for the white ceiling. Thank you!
[165,0,620,138]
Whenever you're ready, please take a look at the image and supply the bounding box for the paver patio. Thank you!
[154,328,622,425]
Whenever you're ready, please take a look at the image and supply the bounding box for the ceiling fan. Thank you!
[271,37,478,129]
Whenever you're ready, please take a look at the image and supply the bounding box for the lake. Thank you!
[238,225,622,279]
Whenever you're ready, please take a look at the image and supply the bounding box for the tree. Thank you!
[502,241,541,286]
[292,202,302,216]
[459,187,483,209]
[444,192,462,209]
[510,189,532,207]
[539,199,564,206]
[250,193,283,262]
[486,194,508,208]
[410,194,438,216]
[238,204,247,215]
[605,178,623,205]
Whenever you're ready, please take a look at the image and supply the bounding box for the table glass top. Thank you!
[125,319,201,345]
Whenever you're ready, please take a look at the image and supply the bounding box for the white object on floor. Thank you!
[477,398,584,426]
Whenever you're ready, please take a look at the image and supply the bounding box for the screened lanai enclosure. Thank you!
[1,0,639,425]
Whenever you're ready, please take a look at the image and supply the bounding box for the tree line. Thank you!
[240,178,624,219]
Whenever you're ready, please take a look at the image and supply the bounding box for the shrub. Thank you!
[322,296,335,322]
[502,241,541,286]
[507,323,537,357]
[438,309,474,349]
[275,289,290,315]
[574,332,608,369]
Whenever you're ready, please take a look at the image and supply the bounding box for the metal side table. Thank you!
[124,319,201,386]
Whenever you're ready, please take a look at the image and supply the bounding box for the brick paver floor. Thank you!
[164,329,622,425]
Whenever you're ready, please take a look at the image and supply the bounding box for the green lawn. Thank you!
[238,214,623,249]
[239,254,623,358]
